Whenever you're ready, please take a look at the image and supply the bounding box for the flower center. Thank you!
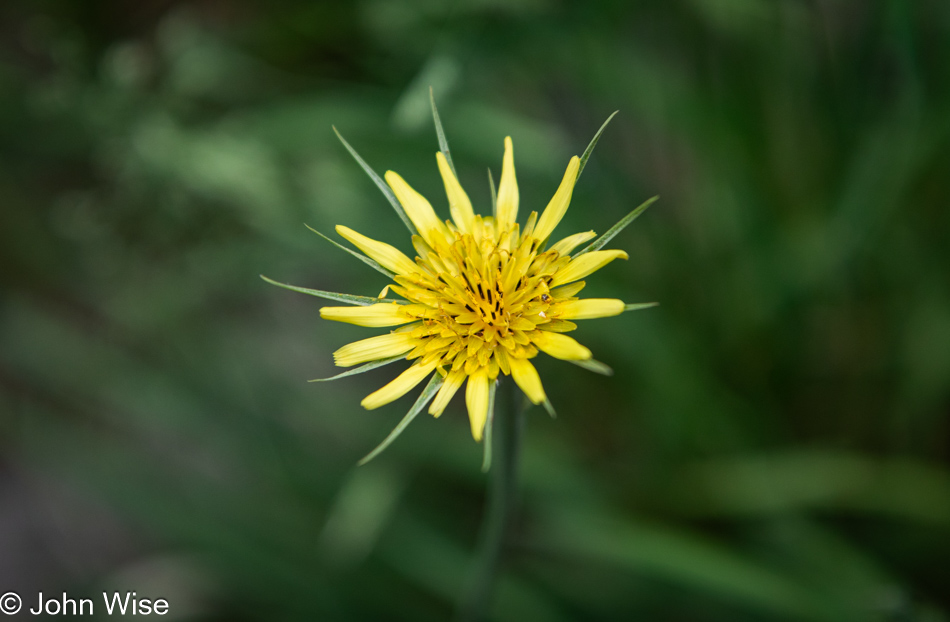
[387,226,577,375]
[467,276,507,327]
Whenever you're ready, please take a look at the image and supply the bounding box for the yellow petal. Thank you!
[465,368,490,441]
[335,225,419,276]
[495,136,519,235]
[550,281,586,299]
[550,250,628,287]
[333,332,416,367]
[436,152,475,233]
[533,156,580,241]
[509,357,546,405]
[557,298,625,320]
[361,360,438,410]
[533,331,592,360]
[320,303,415,327]
[494,347,511,375]
[429,369,465,417]
[540,319,577,333]
[521,211,538,239]
[549,230,596,255]
[384,171,448,246]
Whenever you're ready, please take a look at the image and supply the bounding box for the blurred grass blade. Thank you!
[488,168,497,217]
[677,451,950,524]
[537,508,823,621]
[576,111,618,183]
[568,359,614,376]
[333,126,417,235]
[260,275,401,306]
[430,87,456,177]
[576,196,658,256]
[481,380,498,473]
[309,355,406,382]
[305,224,396,279]
[358,373,444,466]
[625,302,659,312]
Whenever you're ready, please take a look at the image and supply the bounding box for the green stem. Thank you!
[455,380,525,622]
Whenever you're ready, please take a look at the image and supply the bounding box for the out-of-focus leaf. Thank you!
[534,507,837,621]
[673,451,950,525]
[318,464,405,567]
[391,55,459,133]
[380,512,573,622]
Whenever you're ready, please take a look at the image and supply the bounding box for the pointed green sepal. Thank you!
[357,373,444,466]
[308,355,406,382]
[260,275,402,306]
[481,380,498,473]
[305,224,396,280]
[576,110,618,183]
[567,358,614,376]
[575,195,659,256]
[332,126,417,235]
[430,87,456,177]
[624,302,659,312]
[541,397,557,419]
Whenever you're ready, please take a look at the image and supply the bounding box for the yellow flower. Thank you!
[263,108,656,464]
[321,135,649,442]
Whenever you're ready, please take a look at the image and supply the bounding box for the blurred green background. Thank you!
[2,0,949,620]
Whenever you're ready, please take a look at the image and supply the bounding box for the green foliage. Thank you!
[1,1,949,621]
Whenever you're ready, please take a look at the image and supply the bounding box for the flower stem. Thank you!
[455,379,524,622]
